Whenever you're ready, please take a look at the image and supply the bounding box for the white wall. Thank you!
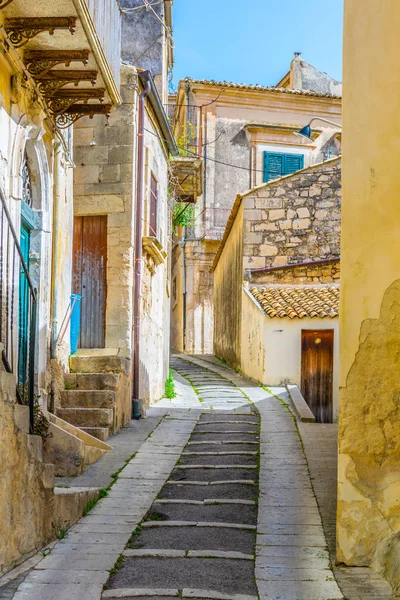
[263,317,339,421]
[240,288,339,421]
[140,111,171,404]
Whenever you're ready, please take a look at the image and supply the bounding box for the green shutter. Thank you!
[263,152,304,182]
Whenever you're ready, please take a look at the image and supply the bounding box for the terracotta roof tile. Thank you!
[184,78,342,99]
[250,286,339,319]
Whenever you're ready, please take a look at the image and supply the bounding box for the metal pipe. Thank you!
[247,256,340,277]
[50,143,62,360]
[180,234,187,351]
[132,73,151,419]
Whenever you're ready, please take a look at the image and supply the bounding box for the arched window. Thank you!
[21,150,33,208]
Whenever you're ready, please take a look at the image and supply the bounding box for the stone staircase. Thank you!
[59,350,131,441]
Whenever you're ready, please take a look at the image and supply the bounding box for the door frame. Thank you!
[300,328,335,423]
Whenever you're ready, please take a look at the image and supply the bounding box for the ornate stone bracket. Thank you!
[5,17,77,48]
[56,104,111,129]
[46,89,105,116]
[143,236,167,275]
[24,49,90,77]
[34,70,98,96]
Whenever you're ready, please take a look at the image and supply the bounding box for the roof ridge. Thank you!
[183,77,342,100]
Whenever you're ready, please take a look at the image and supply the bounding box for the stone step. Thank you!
[70,351,129,374]
[65,372,119,391]
[57,407,113,428]
[103,556,258,598]
[80,426,110,441]
[60,389,116,409]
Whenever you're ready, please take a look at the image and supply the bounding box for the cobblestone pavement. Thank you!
[1,355,391,599]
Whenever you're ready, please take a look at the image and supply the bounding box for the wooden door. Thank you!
[301,330,334,423]
[73,216,107,349]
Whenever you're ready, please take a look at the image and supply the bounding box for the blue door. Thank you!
[18,225,30,387]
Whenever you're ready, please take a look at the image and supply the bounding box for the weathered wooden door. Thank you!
[73,216,107,349]
[301,330,334,423]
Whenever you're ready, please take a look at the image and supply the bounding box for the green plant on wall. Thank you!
[17,386,52,442]
[175,122,196,157]
[172,202,196,234]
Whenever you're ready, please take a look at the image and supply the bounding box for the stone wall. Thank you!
[74,64,171,408]
[242,158,341,281]
[251,260,340,285]
[0,372,54,574]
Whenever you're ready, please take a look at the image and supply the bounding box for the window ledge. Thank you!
[143,236,166,274]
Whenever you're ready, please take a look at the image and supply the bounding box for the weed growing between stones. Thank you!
[108,553,125,576]
[165,370,176,399]
[53,525,68,540]
[82,488,108,516]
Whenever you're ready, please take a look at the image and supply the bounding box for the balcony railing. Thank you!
[84,0,121,91]
[0,186,37,433]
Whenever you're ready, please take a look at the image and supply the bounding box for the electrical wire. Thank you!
[121,0,163,13]
[144,127,341,177]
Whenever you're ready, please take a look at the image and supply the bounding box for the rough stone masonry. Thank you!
[243,157,341,284]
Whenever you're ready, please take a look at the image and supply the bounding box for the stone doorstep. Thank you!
[103,589,258,600]
[122,549,254,560]
[141,522,256,530]
[286,385,316,423]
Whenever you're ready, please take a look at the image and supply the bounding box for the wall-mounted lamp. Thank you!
[294,117,342,142]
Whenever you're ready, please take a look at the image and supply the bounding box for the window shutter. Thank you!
[263,152,304,182]
[283,154,304,175]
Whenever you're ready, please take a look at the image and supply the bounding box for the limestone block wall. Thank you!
[0,372,54,574]
[74,65,137,354]
[183,239,219,355]
[139,109,171,406]
[242,158,341,277]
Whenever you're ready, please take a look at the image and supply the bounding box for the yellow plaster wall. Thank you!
[213,203,244,369]
[240,288,265,382]
[338,1,400,588]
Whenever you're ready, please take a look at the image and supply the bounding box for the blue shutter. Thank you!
[263,152,304,182]
[283,154,304,175]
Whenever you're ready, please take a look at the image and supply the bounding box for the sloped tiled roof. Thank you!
[250,286,340,319]
[184,78,342,99]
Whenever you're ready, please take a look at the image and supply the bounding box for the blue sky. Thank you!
[172,0,344,89]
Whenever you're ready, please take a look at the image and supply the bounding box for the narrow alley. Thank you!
[2,356,392,600]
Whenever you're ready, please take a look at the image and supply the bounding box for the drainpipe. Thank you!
[50,141,62,360]
[132,73,151,419]
[180,234,187,352]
